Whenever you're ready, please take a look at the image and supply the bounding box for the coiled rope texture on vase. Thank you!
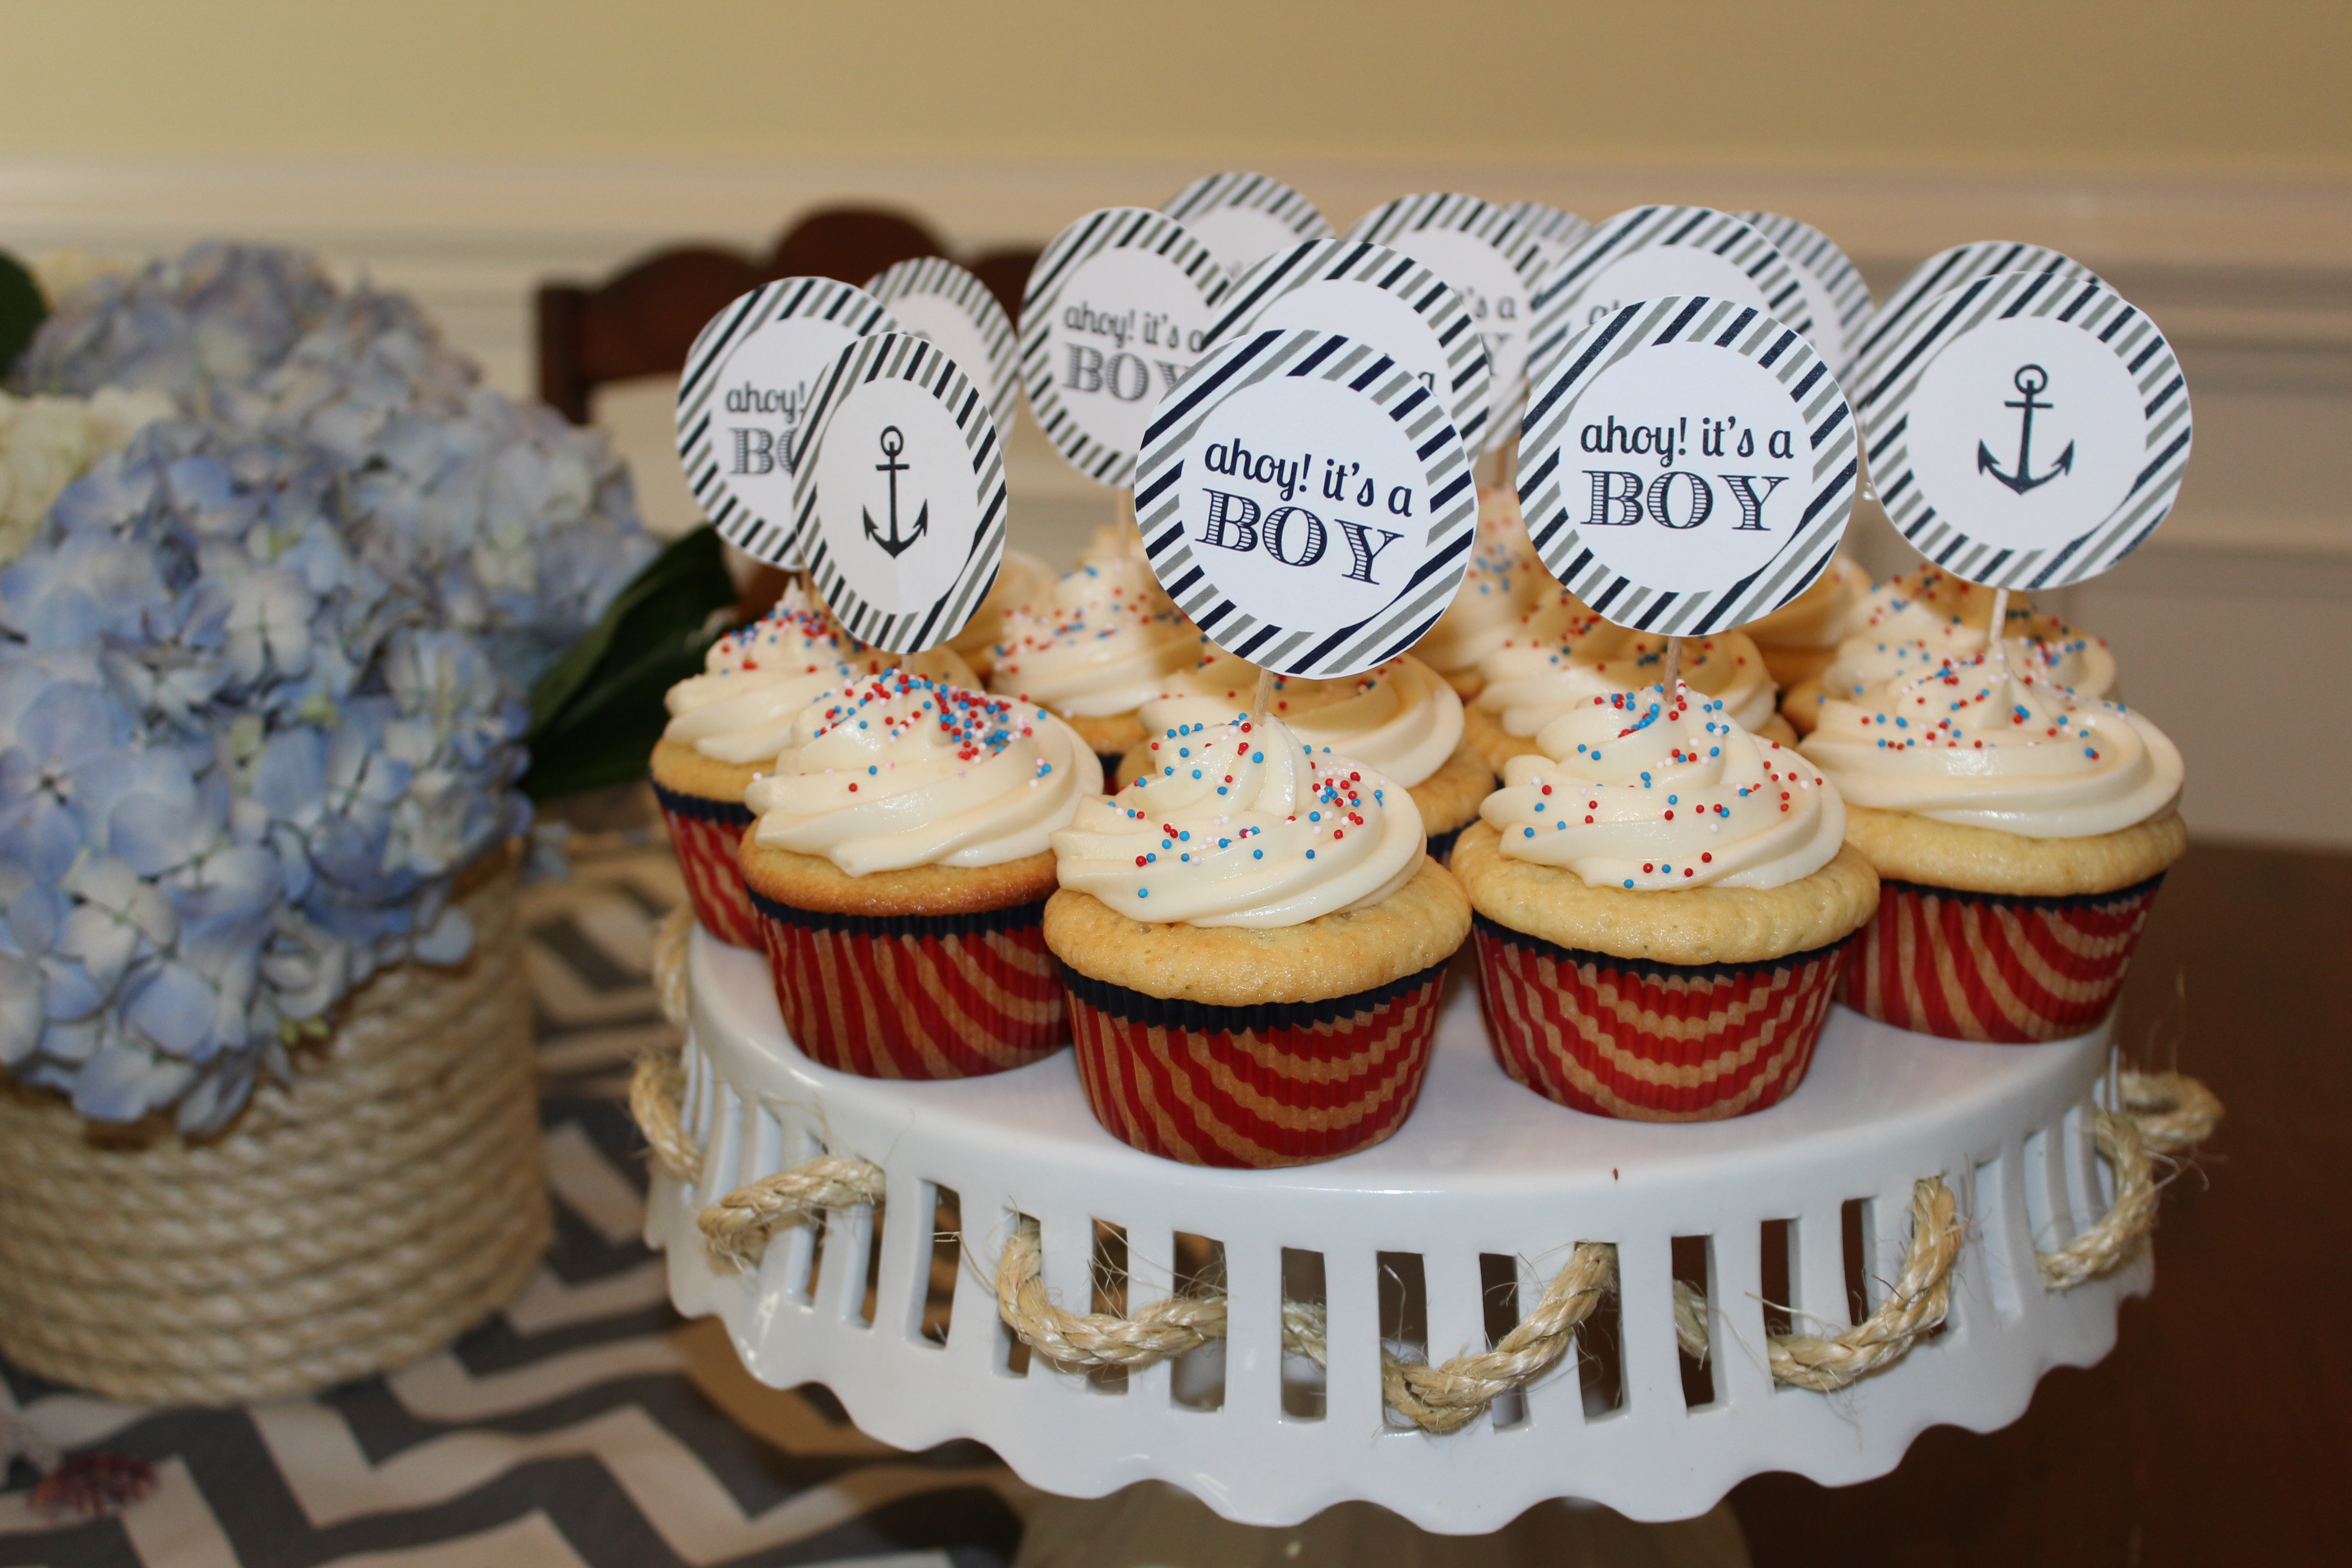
[634,916,2218,1432]
[0,861,549,1406]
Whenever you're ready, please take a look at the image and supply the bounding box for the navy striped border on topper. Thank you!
[1845,241,2097,399]
[674,277,900,568]
[789,333,1008,653]
[1855,273,2190,591]
[1134,329,1477,679]
[1500,201,1594,254]
[866,255,1019,435]
[1164,171,1334,244]
[1018,206,1229,488]
[1518,296,1859,637]
[1738,212,1875,369]
[1201,238,1494,453]
[1528,207,1821,384]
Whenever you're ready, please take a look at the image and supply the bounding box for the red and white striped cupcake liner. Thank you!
[747,889,1068,1079]
[1472,916,1846,1122]
[1064,964,1449,1168]
[1838,875,2165,1044]
[652,782,762,949]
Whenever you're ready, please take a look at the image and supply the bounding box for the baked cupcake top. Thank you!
[984,553,1198,719]
[1410,487,1551,676]
[1051,715,1424,928]
[1799,651,2181,839]
[948,547,1056,661]
[743,671,1102,875]
[663,597,977,764]
[1135,646,1464,789]
[1813,564,2116,704]
[1742,554,1872,652]
[1480,680,1843,892]
[1475,602,1779,736]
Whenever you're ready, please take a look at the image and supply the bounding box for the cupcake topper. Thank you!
[865,256,1019,437]
[1737,212,1875,374]
[1853,272,2190,592]
[1342,194,1544,455]
[1517,295,1860,637]
[1134,328,1477,679]
[1163,171,1335,274]
[674,278,901,569]
[1528,207,1823,388]
[789,333,1008,655]
[1845,241,2097,397]
[1019,207,1230,489]
[1202,239,1494,454]
[1498,201,1594,278]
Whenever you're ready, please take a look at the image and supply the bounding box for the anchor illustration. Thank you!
[862,425,928,559]
[1977,363,2074,495]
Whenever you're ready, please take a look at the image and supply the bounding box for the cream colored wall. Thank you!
[0,0,2343,174]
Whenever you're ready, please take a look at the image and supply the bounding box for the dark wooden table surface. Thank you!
[1733,841,2352,1567]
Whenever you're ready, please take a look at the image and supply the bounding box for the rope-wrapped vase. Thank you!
[0,849,548,1406]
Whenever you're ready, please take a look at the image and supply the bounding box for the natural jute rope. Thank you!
[0,854,549,1405]
[629,928,2220,1427]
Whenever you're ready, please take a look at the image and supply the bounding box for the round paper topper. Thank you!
[1738,211,1874,373]
[1499,200,1594,276]
[1518,295,1860,637]
[866,256,1019,437]
[1342,194,1544,453]
[675,277,901,568]
[1845,241,2097,397]
[1853,273,2189,592]
[1019,206,1230,488]
[1163,171,1335,274]
[1135,328,1477,679]
[1202,238,1494,454]
[790,333,1008,655]
[1528,207,1822,387]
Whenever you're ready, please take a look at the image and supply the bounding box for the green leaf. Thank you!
[520,524,739,803]
[0,250,48,382]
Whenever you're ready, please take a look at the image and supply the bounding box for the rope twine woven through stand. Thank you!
[627,928,2220,1431]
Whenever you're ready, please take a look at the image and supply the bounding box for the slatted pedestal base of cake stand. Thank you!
[648,926,2144,1535]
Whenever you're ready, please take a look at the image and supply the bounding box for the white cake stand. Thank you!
[648,927,2144,1534]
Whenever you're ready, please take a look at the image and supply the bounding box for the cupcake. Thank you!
[1800,652,2185,1043]
[1120,647,1492,862]
[1409,487,1551,700]
[1466,598,1789,774]
[1781,565,2116,735]
[985,550,1199,778]
[1047,716,1470,1167]
[1742,553,1872,690]
[735,671,1101,1078]
[652,597,976,946]
[949,548,1055,681]
[1454,681,1878,1122]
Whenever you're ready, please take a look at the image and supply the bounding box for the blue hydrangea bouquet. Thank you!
[0,244,734,1401]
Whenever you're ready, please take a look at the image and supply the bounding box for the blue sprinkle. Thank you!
[1180,747,1191,757]
[1192,769,1202,779]
[868,765,878,775]
[1253,849,1263,858]
[1310,812,1321,822]
[1138,888,1148,897]
[1624,879,1635,888]
[1251,752,1263,763]
[1668,795,1677,805]
[1710,748,1719,756]
[1217,786,1228,795]
[1524,828,1535,838]
[1180,831,1191,841]
[1305,849,1315,859]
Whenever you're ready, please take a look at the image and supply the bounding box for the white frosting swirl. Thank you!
[1475,600,1778,736]
[1051,717,1423,929]
[1482,682,1844,892]
[1411,487,1551,675]
[745,672,1102,875]
[1136,647,1464,788]
[985,554,1198,718]
[1744,554,1873,651]
[950,548,1056,659]
[1799,652,2180,839]
[1814,565,2116,704]
[664,598,976,764]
